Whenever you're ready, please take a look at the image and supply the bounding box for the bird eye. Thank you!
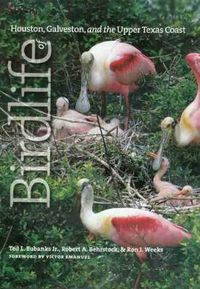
[172,120,178,128]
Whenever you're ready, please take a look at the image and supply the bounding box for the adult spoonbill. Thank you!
[148,152,193,206]
[76,40,156,128]
[175,53,200,145]
[152,53,200,168]
[77,178,191,262]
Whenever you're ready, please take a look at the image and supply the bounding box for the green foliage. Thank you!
[0,1,200,289]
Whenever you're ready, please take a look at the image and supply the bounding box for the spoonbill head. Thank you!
[56,97,69,117]
[177,185,193,197]
[185,53,200,80]
[81,51,94,68]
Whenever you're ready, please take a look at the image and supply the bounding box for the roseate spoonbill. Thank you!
[52,97,100,140]
[77,178,191,260]
[37,97,123,140]
[148,152,193,206]
[152,53,200,168]
[76,40,156,128]
[175,53,200,145]
[77,178,191,289]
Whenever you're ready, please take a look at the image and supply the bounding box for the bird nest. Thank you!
[1,119,200,216]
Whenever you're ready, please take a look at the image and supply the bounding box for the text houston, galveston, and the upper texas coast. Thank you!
[10,25,186,35]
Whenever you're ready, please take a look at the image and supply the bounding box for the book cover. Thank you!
[0,1,200,289]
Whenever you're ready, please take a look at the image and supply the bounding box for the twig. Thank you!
[74,145,147,203]
[75,145,124,185]
[0,225,13,256]
[152,203,200,214]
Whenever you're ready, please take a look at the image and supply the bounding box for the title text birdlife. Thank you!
[7,39,52,208]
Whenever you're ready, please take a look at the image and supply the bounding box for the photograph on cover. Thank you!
[0,1,200,289]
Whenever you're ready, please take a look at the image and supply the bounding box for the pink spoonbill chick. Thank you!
[53,97,101,140]
[148,152,193,206]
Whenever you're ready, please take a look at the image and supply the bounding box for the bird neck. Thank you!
[81,198,94,215]
[194,87,200,106]
[192,67,200,104]
[80,191,97,234]
[193,68,200,86]
[80,187,95,219]
[153,165,169,189]
[57,106,68,117]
